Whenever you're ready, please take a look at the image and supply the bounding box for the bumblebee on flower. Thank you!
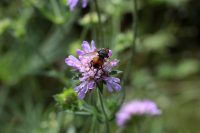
[65,40,121,99]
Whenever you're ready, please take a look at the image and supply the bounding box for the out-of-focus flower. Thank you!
[67,0,88,11]
[65,40,121,99]
[116,100,161,126]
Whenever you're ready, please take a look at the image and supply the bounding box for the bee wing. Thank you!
[81,51,98,59]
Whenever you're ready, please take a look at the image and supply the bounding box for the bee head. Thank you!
[98,48,109,58]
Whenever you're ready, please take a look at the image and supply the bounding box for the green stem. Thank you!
[90,116,97,133]
[94,0,101,26]
[65,110,92,116]
[122,0,138,83]
[50,0,62,18]
[135,120,142,133]
[132,0,138,52]
[94,0,104,47]
[97,85,110,133]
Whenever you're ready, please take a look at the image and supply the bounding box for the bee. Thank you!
[82,48,110,69]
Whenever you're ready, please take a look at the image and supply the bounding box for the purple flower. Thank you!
[65,40,121,99]
[116,100,161,126]
[67,0,88,11]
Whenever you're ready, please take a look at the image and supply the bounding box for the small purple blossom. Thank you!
[116,100,161,126]
[67,0,88,11]
[65,40,121,99]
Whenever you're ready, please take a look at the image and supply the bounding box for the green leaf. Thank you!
[79,12,107,26]
[0,18,11,35]
[110,70,123,75]
[175,60,199,78]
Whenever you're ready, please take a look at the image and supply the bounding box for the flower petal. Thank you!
[108,50,112,57]
[103,59,119,72]
[82,0,88,8]
[112,82,121,91]
[76,49,85,56]
[106,82,113,92]
[74,81,89,99]
[78,88,87,99]
[111,77,120,83]
[82,41,91,53]
[116,100,161,126]
[74,86,80,92]
[65,55,81,69]
[91,40,96,51]
[104,77,121,92]
[88,81,95,89]
[110,59,119,67]
[67,0,79,11]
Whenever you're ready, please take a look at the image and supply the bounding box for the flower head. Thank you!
[67,0,88,11]
[116,100,161,126]
[65,40,121,99]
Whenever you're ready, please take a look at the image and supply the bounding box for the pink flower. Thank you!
[116,100,161,126]
[65,40,121,99]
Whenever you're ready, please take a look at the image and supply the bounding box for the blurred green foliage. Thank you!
[54,88,78,110]
[0,0,200,132]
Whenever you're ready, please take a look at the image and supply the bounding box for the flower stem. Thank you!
[90,116,97,133]
[94,0,101,26]
[65,110,92,115]
[136,119,142,133]
[97,85,110,133]
[122,0,138,83]
[132,0,138,52]
[93,0,105,47]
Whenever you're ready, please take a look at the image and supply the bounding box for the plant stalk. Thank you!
[97,85,110,133]
[132,0,138,52]
[94,0,105,47]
